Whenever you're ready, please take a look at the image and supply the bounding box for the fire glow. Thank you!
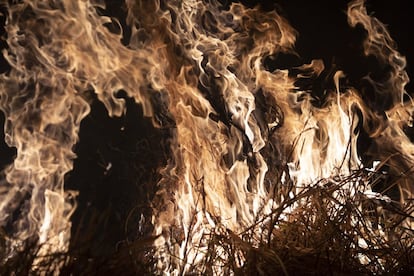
[0,0,413,274]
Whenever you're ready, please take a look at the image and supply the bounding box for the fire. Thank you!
[0,0,413,274]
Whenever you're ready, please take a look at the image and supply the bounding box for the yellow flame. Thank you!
[0,0,412,274]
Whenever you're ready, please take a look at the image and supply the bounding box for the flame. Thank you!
[0,0,412,274]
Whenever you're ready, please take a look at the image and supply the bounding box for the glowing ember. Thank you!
[0,0,413,274]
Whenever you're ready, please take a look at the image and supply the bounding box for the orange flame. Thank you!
[0,0,412,274]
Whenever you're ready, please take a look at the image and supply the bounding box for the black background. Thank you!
[0,0,413,258]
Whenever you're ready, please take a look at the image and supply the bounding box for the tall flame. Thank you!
[0,0,412,274]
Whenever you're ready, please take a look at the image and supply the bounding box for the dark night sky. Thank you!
[1,0,413,171]
[0,0,413,259]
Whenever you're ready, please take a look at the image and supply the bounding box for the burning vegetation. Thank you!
[0,0,413,275]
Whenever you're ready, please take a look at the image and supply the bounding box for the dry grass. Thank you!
[181,170,414,275]
[2,167,412,275]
